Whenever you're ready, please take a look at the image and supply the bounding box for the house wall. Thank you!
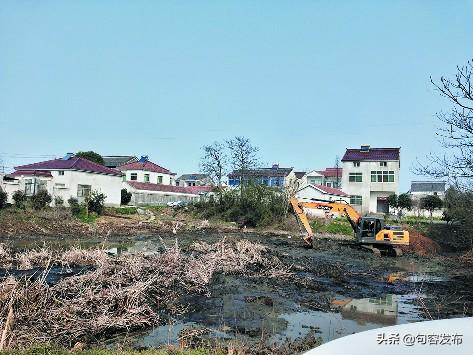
[341,160,400,214]
[0,179,21,204]
[122,170,174,186]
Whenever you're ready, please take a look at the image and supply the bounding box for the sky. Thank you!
[1,1,472,192]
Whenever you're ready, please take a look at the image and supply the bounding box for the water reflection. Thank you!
[338,295,398,325]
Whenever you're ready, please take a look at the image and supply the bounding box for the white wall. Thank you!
[122,170,174,185]
[342,160,400,214]
[125,182,201,205]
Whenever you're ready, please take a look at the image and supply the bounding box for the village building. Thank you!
[409,181,446,200]
[119,156,212,205]
[176,173,213,187]
[341,145,400,214]
[296,184,348,203]
[118,156,177,186]
[228,164,297,189]
[298,168,343,189]
[6,154,123,206]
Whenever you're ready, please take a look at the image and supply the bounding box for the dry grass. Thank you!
[0,239,291,350]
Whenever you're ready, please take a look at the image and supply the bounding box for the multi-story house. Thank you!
[118,156,176,186]
[341,145,400,214]
[228,164,297,189]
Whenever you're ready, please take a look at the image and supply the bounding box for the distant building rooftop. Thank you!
[317,167,342,178]
[342,145,400,162]
[102,155,137,168]
[228,164,293,178]
[410,181,446,193]
[176,173,210,181]
[118,156,175,175]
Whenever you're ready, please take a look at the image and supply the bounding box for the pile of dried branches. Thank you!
[0,238,290,350]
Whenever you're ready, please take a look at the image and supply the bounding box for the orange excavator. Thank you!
[290,197,409,256]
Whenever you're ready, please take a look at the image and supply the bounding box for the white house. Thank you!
[299,168,343,189]
[296,184,349,202]
[341,145,400,214]
[409,181,446,200]
[10,154,123,206]
[176,173,213,187]
[118,156,176,186]
[295,184,349,218]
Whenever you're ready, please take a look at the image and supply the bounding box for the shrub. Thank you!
[31,190,52,210]
[192,184,286,227]
[121,188,132,205]
[68,197,81,216]
[87,190,106,215]
[13,190,27,209]
[0,187,7,209]
[54,196,64,207]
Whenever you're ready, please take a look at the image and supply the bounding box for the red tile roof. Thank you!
[311,184,348,197]
[118,161,175,175]
[14,157,122,176]
[126,181,213,194]
[317,168,342,178]
[10,170,53,178]
[342,148,400,161]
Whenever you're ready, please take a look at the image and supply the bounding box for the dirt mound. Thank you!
[401,229,440,256]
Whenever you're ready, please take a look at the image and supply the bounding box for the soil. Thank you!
[2,208,473,353]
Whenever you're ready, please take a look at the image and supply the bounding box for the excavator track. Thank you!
[361,245,381,256]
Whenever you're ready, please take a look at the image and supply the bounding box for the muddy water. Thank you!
[3,231,472,348]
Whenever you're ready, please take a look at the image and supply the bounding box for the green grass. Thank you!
[107,207,138,215]
[311,218,353,235]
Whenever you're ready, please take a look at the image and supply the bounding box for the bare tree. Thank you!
[226,136,259,188]
[416,59,473,190]
[200,141,227,186]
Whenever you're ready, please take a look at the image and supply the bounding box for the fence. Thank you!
[131,192,202,206]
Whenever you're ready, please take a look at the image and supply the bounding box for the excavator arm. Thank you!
[290,197,362,246]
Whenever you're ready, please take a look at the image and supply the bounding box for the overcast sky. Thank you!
[1,1,473,191]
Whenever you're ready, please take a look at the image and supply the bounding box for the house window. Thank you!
[130,173,137,181]
[77,184,91,198]
[350,195,362,205]
[371,171,395,183]
[157,176,163,184]
[380,162,387,167]
[308,177,322,185]
[326,182,333,187]
[37,180,47,192]
[24,179,33,195]
[349,173,362,182]
[58,171,64,176]
[353,161,360,167]
[144,174,150,183]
